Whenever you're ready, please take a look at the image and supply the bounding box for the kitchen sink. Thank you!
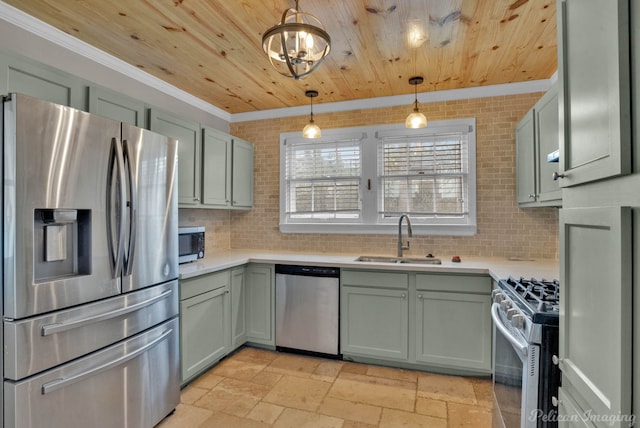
[355,256,442,265]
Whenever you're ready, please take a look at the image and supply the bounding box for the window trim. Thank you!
[280,119,476,235]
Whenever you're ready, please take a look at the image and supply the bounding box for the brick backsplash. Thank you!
[188,92,558,260]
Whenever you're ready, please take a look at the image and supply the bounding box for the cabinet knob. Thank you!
[417,294,422,300]
[552,354,561,366]
[193,197,200,202]
[528,194,536,199]
[401,293,406,299]
[226,199,230,203]
[552,172,566,181]
[552,396,560,407]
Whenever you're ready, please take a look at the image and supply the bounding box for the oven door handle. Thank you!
[491,303,528,356]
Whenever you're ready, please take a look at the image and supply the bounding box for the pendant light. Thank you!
[262,0,331,80]
[302,90,321,139]
[405,76,427,129]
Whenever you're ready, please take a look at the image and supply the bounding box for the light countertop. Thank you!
[179,250,559,282]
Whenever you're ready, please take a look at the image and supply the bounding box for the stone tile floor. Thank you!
[157,347,493,427]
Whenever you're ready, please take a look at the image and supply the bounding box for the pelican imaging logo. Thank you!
[529,409,636,426]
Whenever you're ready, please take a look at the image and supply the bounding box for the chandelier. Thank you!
[262,0,331,80]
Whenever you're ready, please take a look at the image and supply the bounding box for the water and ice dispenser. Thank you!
[34,208,91,281]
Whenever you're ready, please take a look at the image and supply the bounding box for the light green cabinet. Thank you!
[88,85,146,127]
[230,267,247,351]
[340,270,409,361]
[340,269,491,374]
[557,0,631,187]
[179,270,231,384]
[149,108,202,207]
[516,110,536,205]
[202,127,232,206]
[230,137,254,208]
[341,285,409,360]
[201,127,254,209]
[245,264,275,346]
[516,83,561,207]
[0,50,85,109]
[414,275,491,372]
[557,388,597,428]
[559,207,632,423]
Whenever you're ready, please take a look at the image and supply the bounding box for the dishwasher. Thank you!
[275,264,340,357]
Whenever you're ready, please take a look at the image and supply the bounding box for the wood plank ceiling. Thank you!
[5,0,557,114]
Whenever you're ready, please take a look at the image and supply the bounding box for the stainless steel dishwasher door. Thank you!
[275,266,339,356]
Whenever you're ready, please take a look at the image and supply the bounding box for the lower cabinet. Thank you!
[180,270,231,384]
[230,267,247,351]
[245,264,275,346]
[340,270,409,360]
[340,269,492,374]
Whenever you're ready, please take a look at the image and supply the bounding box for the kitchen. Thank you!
[0,1,636,428]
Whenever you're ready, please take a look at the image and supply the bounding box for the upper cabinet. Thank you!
[149,109,202,207]
[557,0,631,187]
[0,52,85,109]
[88,86,146,127]
[201,127,254,210]
[516,83,562,207]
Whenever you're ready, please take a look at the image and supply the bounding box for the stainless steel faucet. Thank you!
[397,214,413,257]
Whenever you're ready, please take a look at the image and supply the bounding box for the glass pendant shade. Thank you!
[303,90,321,138]
[405,107,427,129]
[262,0,331,80]
[303,121,321,138]
[405,76,427,129]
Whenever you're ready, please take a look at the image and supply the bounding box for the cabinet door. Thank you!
[88,85,146,127]
[202,127,232,207]
[557,388,596,428]
[415,291,491,372]
[0,52,85,109]
[245,264,274,345]
[180,286,229,383]
[231,138,254,208]
[149,109,201,206]
[557,0,631,187]
[341,286,408,360]
[559,207,631,422]
[536,84,562,203]
[516,110,537,204]
[230,267,247,350]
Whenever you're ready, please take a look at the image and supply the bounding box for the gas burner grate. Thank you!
[505,277,560,313]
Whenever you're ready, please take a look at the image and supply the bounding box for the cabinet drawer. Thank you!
[180,270,230,300]
[416,274,490,294]
[341,270,408,289]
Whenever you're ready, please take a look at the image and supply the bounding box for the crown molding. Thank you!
[0,1,231,122]
[231,78,554,123]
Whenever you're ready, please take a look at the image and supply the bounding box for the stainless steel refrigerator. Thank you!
[2,93,180,427]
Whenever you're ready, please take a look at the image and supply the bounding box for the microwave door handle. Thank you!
[491,303,528,356]
[122,139,136,276]
[107,137,126,278]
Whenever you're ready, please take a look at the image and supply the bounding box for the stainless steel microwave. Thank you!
[178,226,205,264]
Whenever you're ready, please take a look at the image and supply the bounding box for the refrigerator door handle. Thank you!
[40,288,174,336]
[122,139,137,276]
[40,327,174,395]
[106,137,127,278]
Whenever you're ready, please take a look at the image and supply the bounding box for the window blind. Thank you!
[378,132,468,218]
[284,139,361,220]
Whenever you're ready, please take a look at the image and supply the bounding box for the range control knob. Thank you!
[491,290,505,304]
[506,308,518,320]
[500,300,511,311]
[511,314,525,329]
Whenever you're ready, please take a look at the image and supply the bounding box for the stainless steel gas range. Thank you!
[491,277,561,428]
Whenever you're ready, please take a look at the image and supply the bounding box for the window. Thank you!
[280,119,476,235]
